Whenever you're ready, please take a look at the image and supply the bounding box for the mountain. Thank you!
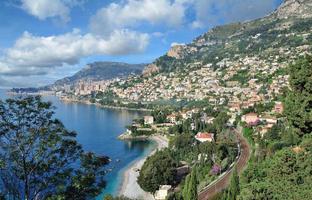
[144,0,312,74]
[53,62,147,86]
[106,0,312,103]
[272,0,312,19]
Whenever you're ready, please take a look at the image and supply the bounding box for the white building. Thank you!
[144,116,154,125]
[155,185,172,200]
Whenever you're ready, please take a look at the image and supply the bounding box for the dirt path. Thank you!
[198,128,251,200]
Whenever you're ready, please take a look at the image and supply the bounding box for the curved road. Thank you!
[198,128,251,200]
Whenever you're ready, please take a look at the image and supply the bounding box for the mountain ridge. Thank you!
[143,0,312,75]
[53,61,147,87]
[272,0,312,19]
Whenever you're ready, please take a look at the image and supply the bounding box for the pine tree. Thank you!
[182,167,198,200]
[228,167,240,200]
[182,174,190,200]
[285,55,312,137]
[189,168,198,200]
[0,96,110,200]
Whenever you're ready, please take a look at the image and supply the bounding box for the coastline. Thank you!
[60,96,152,112]
[118,135,169,200]
[8,92,152,112]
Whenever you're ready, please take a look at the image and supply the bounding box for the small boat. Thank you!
[107,168,113,172]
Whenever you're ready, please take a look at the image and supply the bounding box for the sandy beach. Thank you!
[118,135,169,200]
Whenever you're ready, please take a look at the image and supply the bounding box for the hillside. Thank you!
[149,0,312,74]
[108,0,312,103]
[53,62,146,87]
[55,0,312,105]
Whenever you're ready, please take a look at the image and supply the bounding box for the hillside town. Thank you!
[2,0,312,200]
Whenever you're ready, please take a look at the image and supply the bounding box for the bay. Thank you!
[0,89,154,199]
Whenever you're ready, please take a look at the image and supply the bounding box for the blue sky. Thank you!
[0,0,283,88]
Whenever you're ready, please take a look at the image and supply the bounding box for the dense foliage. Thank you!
[237,55,312,200]
[103,195,134,200]
[0,96,109,200]
[285,55,312,137]
[138,149,178,193]
[182,167,198,200]
[239,145,312,199]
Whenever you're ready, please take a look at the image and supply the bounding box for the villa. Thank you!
[242,113,260,126]
[195,132,215,143]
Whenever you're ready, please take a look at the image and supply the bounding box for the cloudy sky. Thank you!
[0,0,283,88]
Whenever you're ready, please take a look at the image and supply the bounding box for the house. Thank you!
[274,101,284,114]
[126,129,132,135]
[195,132,214,143]
[229,102,241,112]
[201,114,215,124]
[261,116,278,124]
[241,113,260,126]
[180,112,188,119]
[166,114,177,124]
[144,116,154,125]
[257,124,272,137]
[155,185,172,200]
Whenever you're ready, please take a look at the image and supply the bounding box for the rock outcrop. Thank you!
[142,64,160,77]
[167,44,186,59]
[273,0,312,19]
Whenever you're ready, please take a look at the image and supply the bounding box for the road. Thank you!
[198,128,251,200]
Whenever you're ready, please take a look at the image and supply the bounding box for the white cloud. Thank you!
[90,0,188,36]
[21,0,70,22]
[0,29,149,76]
[20,0,86,22]
[192,0,279,28]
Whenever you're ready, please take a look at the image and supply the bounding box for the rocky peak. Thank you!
[142,64,160,77]
[167,44,185,59]
[273,0,312,19]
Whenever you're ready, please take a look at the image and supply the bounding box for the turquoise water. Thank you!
[0,90,154,198]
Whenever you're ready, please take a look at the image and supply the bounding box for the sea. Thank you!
[0,89,155,199]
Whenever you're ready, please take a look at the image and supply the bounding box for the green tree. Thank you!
[214,112,230,136]
[0,96,109,200]
[171,134,194,150]
[182,167,198,200]
[239,145,312,199]
[285,55,312,136]
[182,174,190,200]
[265,124,281,141]
[138,150,177,193]
[188,168,198,200]
[227,167,240,200]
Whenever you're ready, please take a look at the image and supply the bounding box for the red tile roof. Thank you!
[195,132,214,139]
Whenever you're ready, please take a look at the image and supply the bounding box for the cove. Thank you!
[0,90,153,198]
